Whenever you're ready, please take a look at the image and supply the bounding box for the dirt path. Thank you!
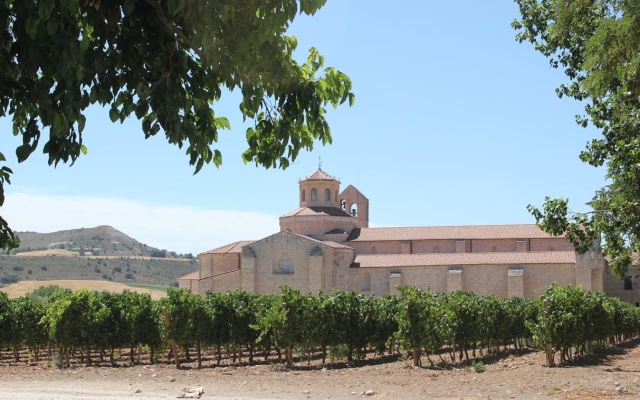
[2,340,640,399]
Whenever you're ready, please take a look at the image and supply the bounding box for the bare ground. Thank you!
[2,339,640,400]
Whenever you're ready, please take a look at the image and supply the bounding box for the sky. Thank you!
[0,2,606,255]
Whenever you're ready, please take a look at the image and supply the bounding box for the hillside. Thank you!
[11,225,190,258]
[0,226,197,287]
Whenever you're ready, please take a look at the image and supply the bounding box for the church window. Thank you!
[350,203,358,217]
[362,272,371,291]
[311,188,317,201]
[624,276,633,290]
[301,189,305,202]
[340,199,346,210]
[275,255,294,274]
[335,190,338,202]
[325,188,331,201]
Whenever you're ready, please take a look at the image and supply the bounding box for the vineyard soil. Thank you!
[2,339,640,399]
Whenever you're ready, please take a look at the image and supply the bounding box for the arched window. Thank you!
[350,203,358,217]
[340,199,346,210]
[311,188,317,201]
[324,188,331,201]
[335,190,338,202]
[301,189,305,202]
[275,255,294,274]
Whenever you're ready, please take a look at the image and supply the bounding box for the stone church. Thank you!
[179,168,634,302]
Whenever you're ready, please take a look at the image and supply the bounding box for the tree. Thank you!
[0,0,354,251]
[513,0,640,279]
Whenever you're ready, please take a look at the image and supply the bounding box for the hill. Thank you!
[11,225,191,258]
[0,226,197,287]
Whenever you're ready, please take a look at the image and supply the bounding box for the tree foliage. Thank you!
[513,0,640,279]
[0,0,354,250]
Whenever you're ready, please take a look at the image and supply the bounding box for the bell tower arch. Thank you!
[340,185,369,228]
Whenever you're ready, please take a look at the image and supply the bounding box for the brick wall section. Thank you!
[530,238,574,251]
[235,231,353,295]
[411,239,457,253]
[339,185,369,228]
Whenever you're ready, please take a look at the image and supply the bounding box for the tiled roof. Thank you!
[353,251,576,268]
[325,228,349,234]
[200,240,254,255]
[304,168,338,181]
[347,225,558,242]
[177,271,199,280]
[281,206,352,218]
[320,240,352,249]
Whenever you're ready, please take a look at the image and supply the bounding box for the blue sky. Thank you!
[1,1,605,255]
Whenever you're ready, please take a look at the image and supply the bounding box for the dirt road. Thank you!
[2,340,640,399]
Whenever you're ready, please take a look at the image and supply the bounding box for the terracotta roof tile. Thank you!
[347,225,558,242]
[200,240,254,255]
[353,251,576,268]
[304,168,338,181]
[281,206,351,218]
[177,271,200,280]
[320,240,352,249]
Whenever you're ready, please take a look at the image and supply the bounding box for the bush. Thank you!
[0,275,18,284]
[40,266,48,271]
[112,266,122,273]
[125,273,134,280]
[471,361,486,373]
[150,249,167,258]
[27,270,32,275]
[12,266,23,272]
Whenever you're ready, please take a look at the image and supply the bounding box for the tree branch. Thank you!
[143,0,208,65]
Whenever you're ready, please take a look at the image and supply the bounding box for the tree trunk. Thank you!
[285,346,293,367]
[412,347,420,367]
[196,340,202,369]
[86,346,92,366]
[321,345,327,365]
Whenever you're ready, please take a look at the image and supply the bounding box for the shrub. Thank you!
[12,266,23,272]
[125,273,134,280]
[0,275,18,284]
[471,361,486,373]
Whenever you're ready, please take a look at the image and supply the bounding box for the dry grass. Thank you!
[14,249,79,257]
[0,279,167,300]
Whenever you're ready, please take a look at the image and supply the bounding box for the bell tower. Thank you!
[299,168,341,208]
[281,167,368,240]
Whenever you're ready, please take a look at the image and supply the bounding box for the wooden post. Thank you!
[162,307,180,368]
[543,300,555,367]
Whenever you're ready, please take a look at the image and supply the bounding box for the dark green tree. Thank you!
[513,0,640,279]
[0,0,354,251]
